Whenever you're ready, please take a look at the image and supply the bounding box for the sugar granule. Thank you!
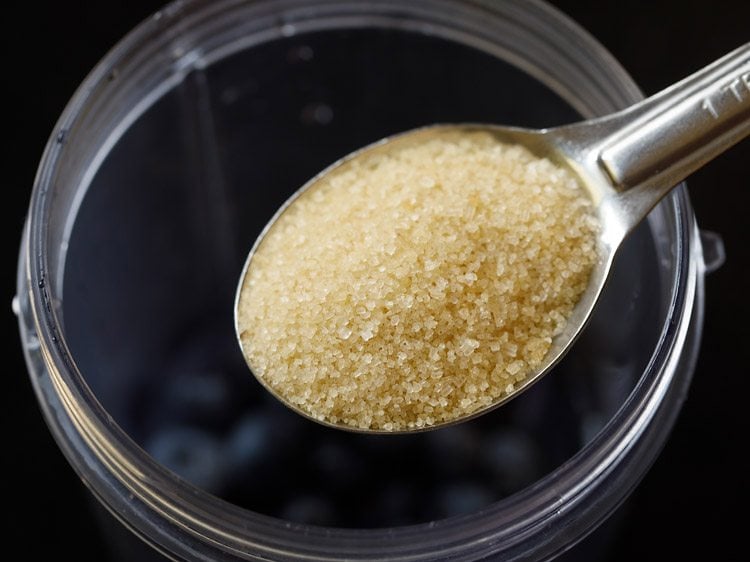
[236,129,599,431]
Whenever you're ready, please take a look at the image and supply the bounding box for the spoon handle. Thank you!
[599,43,750,199]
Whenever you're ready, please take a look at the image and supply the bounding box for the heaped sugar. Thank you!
[236,129,599,431]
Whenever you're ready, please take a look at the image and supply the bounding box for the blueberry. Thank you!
[311,440,365,490]
[426,424,481,475]
[163,370,230,418]
[223,411,274,472]
[146,426,225,493]
[370,482,417,526]
[281,495,336,526]
[480,429,540,493]
[434,481,493,518]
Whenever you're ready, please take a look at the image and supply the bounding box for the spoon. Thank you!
[235,43,750,433]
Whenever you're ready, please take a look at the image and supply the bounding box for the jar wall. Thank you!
[17,1,709,560]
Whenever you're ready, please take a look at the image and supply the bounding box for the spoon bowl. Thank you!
[235,43,750,433]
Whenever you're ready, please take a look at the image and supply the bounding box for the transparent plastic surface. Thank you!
[17,1,704,560]
[63,27,661,524]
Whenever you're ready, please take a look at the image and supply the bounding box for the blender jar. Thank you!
[16,0,715,559]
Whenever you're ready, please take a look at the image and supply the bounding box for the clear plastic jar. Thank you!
[16,0,712,560]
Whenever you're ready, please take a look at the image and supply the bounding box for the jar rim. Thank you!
[20,0,702,560]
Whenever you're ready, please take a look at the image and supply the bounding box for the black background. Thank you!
[5,1,748,560]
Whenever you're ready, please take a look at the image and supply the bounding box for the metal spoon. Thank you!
[235,43,750,433]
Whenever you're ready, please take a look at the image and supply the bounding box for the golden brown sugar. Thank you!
[236,129,599,431]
